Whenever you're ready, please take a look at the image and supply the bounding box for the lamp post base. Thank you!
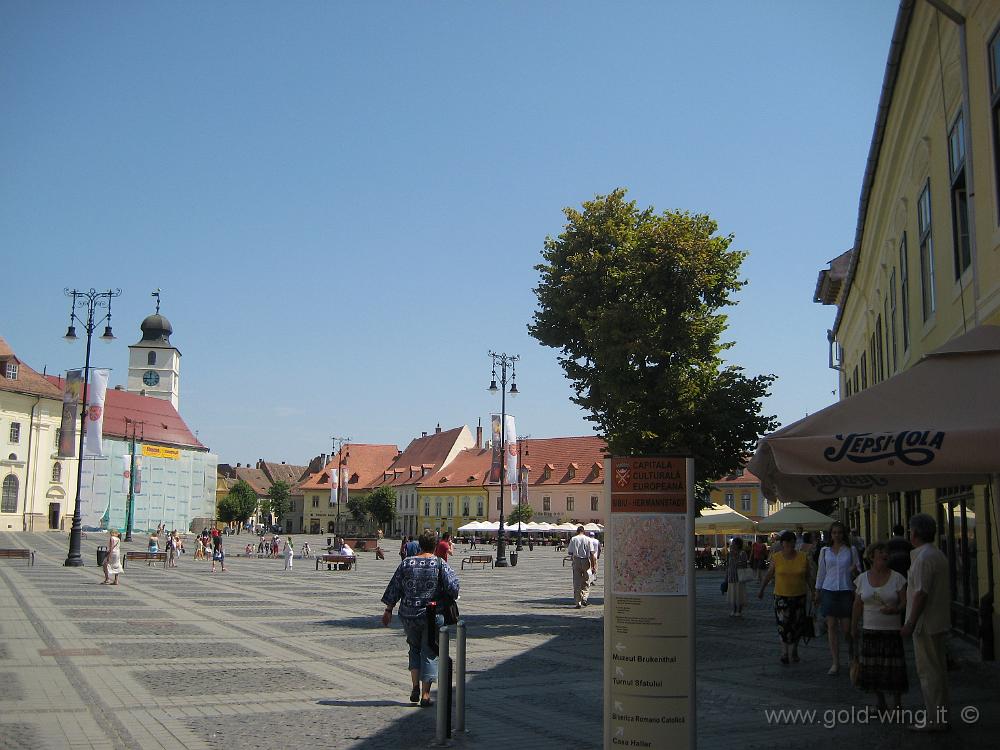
[494,557,509,567]
[64,557,84,567]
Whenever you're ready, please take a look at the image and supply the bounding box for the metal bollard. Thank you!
[435,625,451,746]
[455,620,466,733]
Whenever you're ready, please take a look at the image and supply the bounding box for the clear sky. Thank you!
[1,1,899,466]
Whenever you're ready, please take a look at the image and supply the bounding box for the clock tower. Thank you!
[127,291,181,410]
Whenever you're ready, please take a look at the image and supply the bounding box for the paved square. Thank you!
[0,531,996,749]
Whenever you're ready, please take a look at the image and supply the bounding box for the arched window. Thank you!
[147,351,156,366]
[1,475,18,513]
[52,462,62,483]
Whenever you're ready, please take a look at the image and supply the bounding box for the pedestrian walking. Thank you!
[302,541,312,559]
[211,535,227,573]
[283,537,294,571]
[850,541,908,714]
[381,531,461,708]
[899,513,951,732]
[102,529,123,585]
[758,529,813,665]
[725,537,750,616]
[434,532,453,561]
[750,536,768,582]
[405,536,420,557]
[567,526,598,608]
[815,521,861,675]
[167,530,179,568]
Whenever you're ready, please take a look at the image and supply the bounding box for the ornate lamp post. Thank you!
[63,287,121,567]
[331,436,350,536]
[123,418,144,542]
[488,351,518,568]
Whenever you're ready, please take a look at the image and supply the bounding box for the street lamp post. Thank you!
[488,351,519,568]
[123,418,144,542]
[331,436,350,536]
[63,287,121,567]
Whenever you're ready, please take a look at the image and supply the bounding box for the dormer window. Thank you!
[568,462,578,479]
[3,362,17,379]
[542,463,555,481]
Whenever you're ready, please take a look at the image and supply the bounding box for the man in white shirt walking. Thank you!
[567,526,598,609]
[900,513,951,732]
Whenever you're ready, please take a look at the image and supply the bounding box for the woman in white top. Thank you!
[813,521,860,675]
[850,541,908,713]
[102,529,124,585]
[283,537,294,570]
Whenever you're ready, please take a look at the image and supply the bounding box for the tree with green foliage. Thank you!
[224,479,261,526]
[347,493,371,533]
[530,188,778,491]
[366,486,397,531]
[508,502,534,524]
[267,480,292,525]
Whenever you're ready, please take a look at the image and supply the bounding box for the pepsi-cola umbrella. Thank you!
[749,325,1000,502]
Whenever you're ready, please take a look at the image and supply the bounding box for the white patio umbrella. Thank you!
[555,522,579,532]
[749,325,1000,502]
[582,522,604,533]
[756,502,834,532]
[695,504,756,534]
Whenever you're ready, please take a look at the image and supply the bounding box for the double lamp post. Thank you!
[488,351,518,568]
[62,288,121,567]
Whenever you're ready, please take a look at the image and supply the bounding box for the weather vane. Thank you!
[152,288,161,314]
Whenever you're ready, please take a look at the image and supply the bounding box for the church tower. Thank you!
[127,290,181,410]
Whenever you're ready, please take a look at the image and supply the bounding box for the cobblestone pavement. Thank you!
[0,531,996,749]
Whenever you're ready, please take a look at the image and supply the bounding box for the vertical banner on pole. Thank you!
[83,369,110,457]
[504,415,517,506]
[340,464,349,506]
[59,370,83,457]
[329,468,339,506]
[489,415,502,484]
[603,456,695,750]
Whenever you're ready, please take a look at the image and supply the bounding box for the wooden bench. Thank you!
[316,554,357,571]
[0,548,34,566]
[123,551,167,569]
[461,554,494,570]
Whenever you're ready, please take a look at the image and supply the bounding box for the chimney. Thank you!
[435,423,441,434]
[476,419,482,449]
[421,432,428,438]
[236,463,241,468]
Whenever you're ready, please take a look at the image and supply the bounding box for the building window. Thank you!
[435,500,442,517]
[425,500,431,517]
[462,497,469,515]
[874,317,884,382]
[496,497,501,511]
[949,113,972,278]
[899,235,911,350]
[566,496,574,511]
[3,362,17,379]
[725,493,734,508]
[861,352,868,390]
[312,497,319,508]
[477,498,484,516]
[991,29,1000,222]
[447,499,453,517]
[917,182,936,321]
[52,462,61,483]
[852,364,859,394]
[543,496,551,512]
[9,423,20,444]
[147,351,157,366]
[1,474,17,513]
[591,496,599,511]
[741,493,751,512]
[888,268,898,372]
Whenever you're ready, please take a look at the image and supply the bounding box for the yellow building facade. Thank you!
[815,0,1000,648]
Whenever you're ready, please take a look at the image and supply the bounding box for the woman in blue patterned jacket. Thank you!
[381,531,461,707]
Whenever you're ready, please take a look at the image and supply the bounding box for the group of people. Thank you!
[755,516,951,731]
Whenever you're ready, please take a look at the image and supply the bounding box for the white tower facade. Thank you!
[126,300,181,410]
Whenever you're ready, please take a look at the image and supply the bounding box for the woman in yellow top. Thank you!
[758,530,813,665]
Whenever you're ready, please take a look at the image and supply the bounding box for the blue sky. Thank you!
[1,1,899,466]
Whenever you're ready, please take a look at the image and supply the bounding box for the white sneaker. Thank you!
[575,603,582,609]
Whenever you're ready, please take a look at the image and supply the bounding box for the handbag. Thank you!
[720,578,728,595]
[800,613,816,642]
[433,560,460,625]
[737,568,753,583]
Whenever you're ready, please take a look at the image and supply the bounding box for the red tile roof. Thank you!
[0,337,63,399]
[366,427,468,489]
[420,448,493,488]
[260,461,309,488]
[297,444,399,492]
[518,436,607,486]
[711,468,761,486]
[233,467,271,496]
[46,375,206,451]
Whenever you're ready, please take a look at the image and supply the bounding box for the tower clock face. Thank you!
[143,370,160,386]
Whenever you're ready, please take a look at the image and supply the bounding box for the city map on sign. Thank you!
[612,515,688,595]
